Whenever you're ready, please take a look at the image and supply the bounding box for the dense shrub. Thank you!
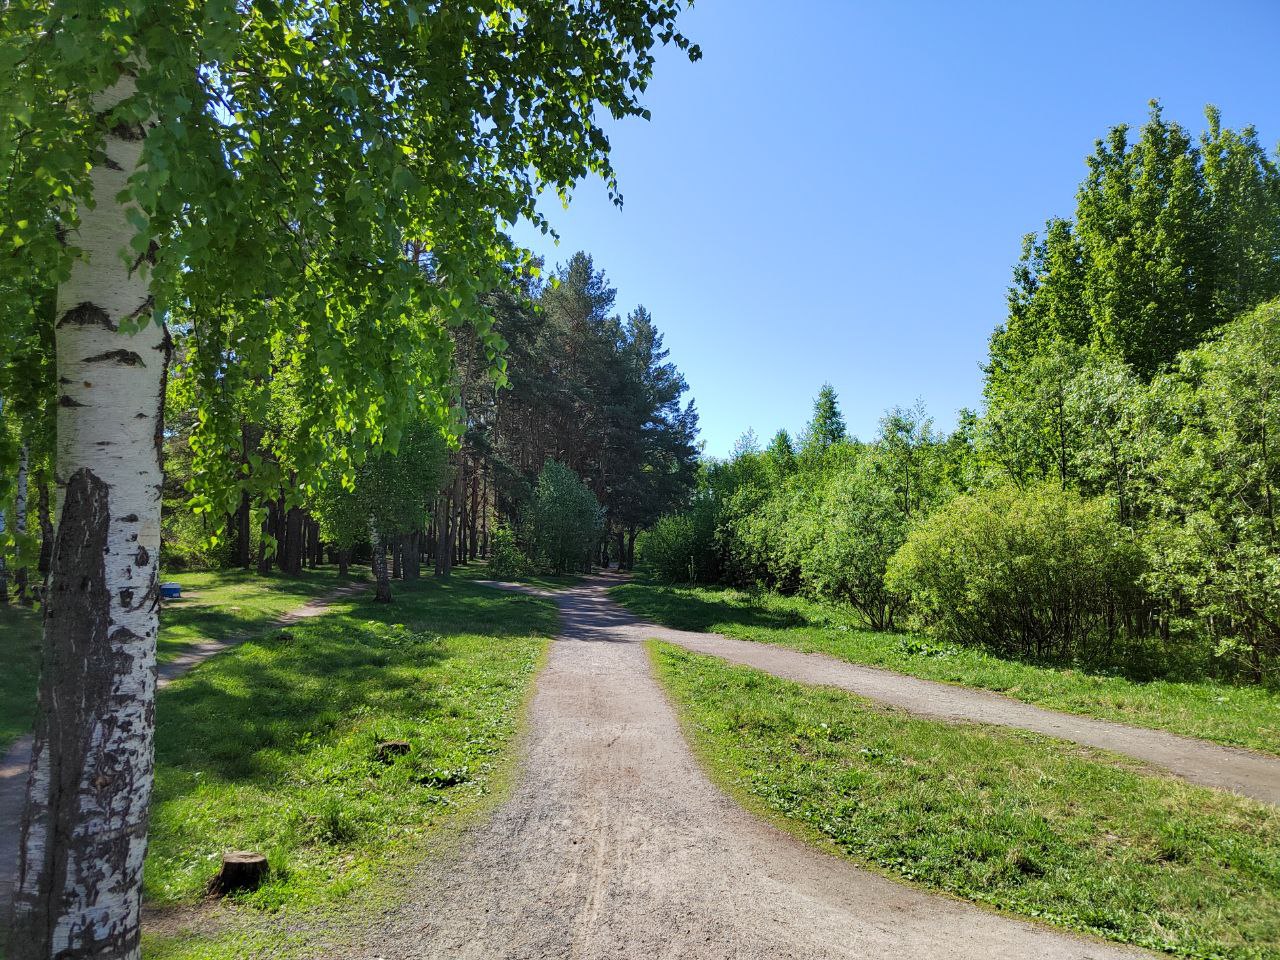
[530,461,603,575]
[802,461,908,629]
[638,497,718,583]
[161,504,237,571]
[487,525,531,579]
[1140,302,1280,681]
[886,484,1147,666]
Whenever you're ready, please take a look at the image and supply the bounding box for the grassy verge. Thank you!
[0,604,42,752]
[0,568,360,755]
[616,580,1280,756]
[142,576,555,958]
[651,642,1280,959]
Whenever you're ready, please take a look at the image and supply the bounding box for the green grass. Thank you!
[157,567,362,661]
[651,642,1280,959]
[142,576,555,958]
[0,604,42,752]
[0,568,360,755]
[615,580,1280,756]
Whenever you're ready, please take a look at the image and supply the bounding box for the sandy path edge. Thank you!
[338,577,1149,959]
[0,580,369,910]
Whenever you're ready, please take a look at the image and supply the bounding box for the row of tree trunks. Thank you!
[252,496,325,575]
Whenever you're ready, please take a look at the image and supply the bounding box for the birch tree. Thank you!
[0,3,698,957]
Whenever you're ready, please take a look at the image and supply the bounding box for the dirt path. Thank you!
[345,578,1145,959]
[0,580,367,911]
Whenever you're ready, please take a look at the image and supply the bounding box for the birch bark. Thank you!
[9,63,170,960]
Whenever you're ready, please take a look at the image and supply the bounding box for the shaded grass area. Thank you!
[142,577,554,959]
[452,564,583,591]
[651,642,1280,959]
[0,604,42,752]
[0,568,360,755]
[616,581,1280,756]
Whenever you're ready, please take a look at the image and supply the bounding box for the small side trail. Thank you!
[618,591,1280,807]
[0,580,368,910]
[348,577,1147,959]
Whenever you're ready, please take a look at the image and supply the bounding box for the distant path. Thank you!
[561,577,1279,806]
[347,576,1147,959]
[0,581,368,910]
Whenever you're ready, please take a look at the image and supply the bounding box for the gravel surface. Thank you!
[341,577,1147,960]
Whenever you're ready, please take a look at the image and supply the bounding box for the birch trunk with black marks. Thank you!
[9,65,170,960]
[371,523,392,602]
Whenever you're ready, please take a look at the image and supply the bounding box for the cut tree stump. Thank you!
[210,850,269,895]
[376,739,412,763]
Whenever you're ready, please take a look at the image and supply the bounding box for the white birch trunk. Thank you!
[9,62,169,960]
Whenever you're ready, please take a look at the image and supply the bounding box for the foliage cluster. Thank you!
[529,461,603,575]
[486,525,531,580]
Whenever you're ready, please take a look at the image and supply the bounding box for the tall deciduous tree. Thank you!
[1,4,698,956]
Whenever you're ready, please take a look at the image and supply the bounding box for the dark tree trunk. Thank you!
[235,489,252,569]
[468,471,479,562]
[480,467,489,558]
[405,531,421,581]
[37,474,53,578]
[626,526,637,570]
[283,506,304,575]
[392,536,403,580]
[337,547,350,578]
[257,501,276,575]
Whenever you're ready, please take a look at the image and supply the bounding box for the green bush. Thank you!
[1140,301,1280,682]
[638,497,718,583]
[802,460,907,629]
[160,503,237,571]
[487,524,530,579]
[886,483,1147,666]
[530,461,603,575]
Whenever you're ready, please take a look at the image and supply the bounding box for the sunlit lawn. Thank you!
[142,577,554,959]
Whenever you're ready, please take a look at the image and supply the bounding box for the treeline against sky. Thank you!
[0,250,699,603]
[644,103,1280,684]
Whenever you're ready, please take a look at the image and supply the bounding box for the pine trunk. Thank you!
[37,473,54,578]
[11,66,169,960]
[14,443,30,603]
[235,489,251,569]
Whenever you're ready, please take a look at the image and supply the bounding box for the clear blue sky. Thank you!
[512,0,1280,458]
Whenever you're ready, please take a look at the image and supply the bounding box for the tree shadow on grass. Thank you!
[153,578,554,791]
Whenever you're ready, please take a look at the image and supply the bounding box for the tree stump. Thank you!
[210,851,269,896]
[375,739,412,763]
